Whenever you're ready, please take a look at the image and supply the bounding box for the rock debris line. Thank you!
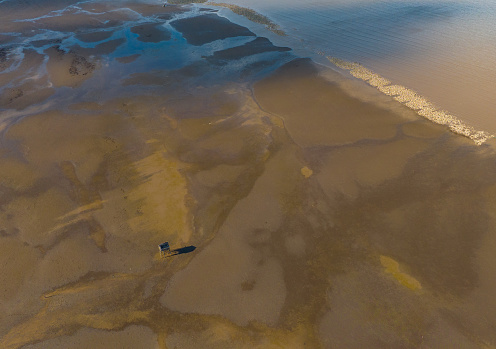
[328,56,494,146]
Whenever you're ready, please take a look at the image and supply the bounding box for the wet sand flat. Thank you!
[170,14,256,45]
[1,1,496,348]
[207,37,291,64]
[130,23,171,43]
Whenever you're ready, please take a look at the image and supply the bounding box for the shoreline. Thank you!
[1,0,493,146]
[186,0,495,146]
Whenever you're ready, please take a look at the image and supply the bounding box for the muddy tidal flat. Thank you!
[1,1,496,348]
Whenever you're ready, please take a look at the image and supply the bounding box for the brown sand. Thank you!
[117,1,183,17]
[161,146,297,326]
[0,47,14,71]
[2,61,496,349]
[0,49,45,90]
[23,326,159,349]
[254,59,401,147]
[0,78,54,110]
[44,46,97,88]
[0,48,55,110]
[70,38,126,56]
[2,4,496,349]
[76,30,115,43]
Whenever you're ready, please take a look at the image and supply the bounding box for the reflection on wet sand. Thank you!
[1,1,496,348]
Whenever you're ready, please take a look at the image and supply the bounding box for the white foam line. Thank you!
[327,56,494,146]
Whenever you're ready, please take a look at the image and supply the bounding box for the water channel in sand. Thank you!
[1,0,496,348]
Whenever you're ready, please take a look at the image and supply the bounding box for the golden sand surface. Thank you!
[1,2,496,348]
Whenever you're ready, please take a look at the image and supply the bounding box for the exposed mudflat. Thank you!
[1,1,496,348]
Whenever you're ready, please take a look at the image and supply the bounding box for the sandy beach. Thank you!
[1,0,496,348]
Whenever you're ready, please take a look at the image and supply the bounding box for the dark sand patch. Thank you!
[76,1,127,13]
[0,49,45,88]
[0,34,15,45]
[44,46,97,87]
[356,145,496,298]
[170,14,255,46]
[0,157,40,190]
[192,164,246,188]
[76,30,115,43]
[0,22,39,38]
[35,11,110,33]
[176,61,210,77]
[70,38,125,56]
[207,37,291,64]
[117,62,201,88]
[0,238,40,302]
[165,322,311,349]
[254,58,401,147]
[0,0,81,22]
[315,138,430,199]
[310,137,496,347]
[31,38,63,48]
[122,70,171,86]
[130,23,171,43]
[0,47,13,71]
[319,267,432,348]
[402,120,446,139]
[165,90,240,119]
[161,147,300,326]
[23,325,159,349]
[6,109,120,182]
[0,87,25,106]
[0,80,54,110]
[239,57,286,78]
[1,272,149,348]
[31,232,105,292]
[116,54,140,64]
[8,3,141,36]
[1,187,77,247]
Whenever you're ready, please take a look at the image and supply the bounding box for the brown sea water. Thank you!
[1,0,496,348]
